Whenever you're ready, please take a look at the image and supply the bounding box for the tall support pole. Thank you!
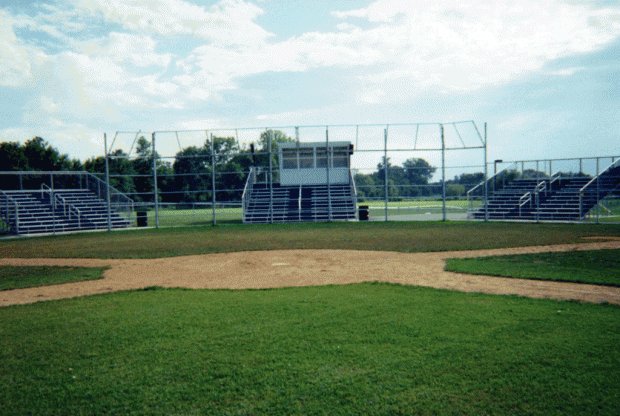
[268,129,273,224]
[384,127,388,222]
[152,133,159,228]
[580,158,583,174]
[441,124,446,221]
[536,160,540,222]
[484,123,488,222]
[326,126,332,222]
[211,133,216,226]
[50,172,56,235]
[104,133,112,232]
[596,157,600,224]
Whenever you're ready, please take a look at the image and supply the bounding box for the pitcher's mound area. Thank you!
[1,241,619,307]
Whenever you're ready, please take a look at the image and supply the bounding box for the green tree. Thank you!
[84,150,137,196]
[446,184,465,198]
[403,158,436,185]
[0,142,29,171]
[21,137,72,171]
[257,129,294,151]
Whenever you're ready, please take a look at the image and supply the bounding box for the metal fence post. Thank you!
[384,127,388,222]
[441,124,446,221]
[211,133,216,226]
[268,129,273,224]
[153,132,159,228]
[104,133,112,232]
[327,126,332,222]
[484,123,488,222]
[596,157,600,224]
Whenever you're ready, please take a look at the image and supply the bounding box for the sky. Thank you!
[1,0,620,172]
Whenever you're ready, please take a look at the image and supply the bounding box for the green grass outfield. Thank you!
[2,221,620,259]
[1,222,620,415]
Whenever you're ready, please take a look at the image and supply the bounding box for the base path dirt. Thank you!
[1,241,619,307]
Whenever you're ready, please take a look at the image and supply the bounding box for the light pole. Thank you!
[494,159,503,192]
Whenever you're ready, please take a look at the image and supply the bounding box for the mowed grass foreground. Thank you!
[446,249,620,287]
[2,222,620,415]
[2,221,620,259]
[2,284,619,415]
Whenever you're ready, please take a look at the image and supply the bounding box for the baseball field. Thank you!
[1,221,619,415]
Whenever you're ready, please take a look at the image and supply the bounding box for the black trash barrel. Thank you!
[359,205,369,221]
[137,211,148,227]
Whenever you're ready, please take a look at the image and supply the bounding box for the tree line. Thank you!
[7,133,562,203]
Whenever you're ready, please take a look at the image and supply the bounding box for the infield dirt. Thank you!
[1,241,619,307]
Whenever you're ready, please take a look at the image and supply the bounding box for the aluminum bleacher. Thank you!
[0,188,132,235]
[471,160,620,221]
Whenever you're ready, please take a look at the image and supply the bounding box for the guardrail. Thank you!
[0,190,19,235]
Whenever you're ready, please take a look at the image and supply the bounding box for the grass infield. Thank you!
[0,266,107,291]
[445,249,620,287]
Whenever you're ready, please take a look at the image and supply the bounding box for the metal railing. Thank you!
[350,169,358,220]
[579,158,620,219]
[467,162,517,215]
[549,172,562,190]
[242,167,257,224]
[83,172,134,220]
[0,190,19,235]
[40,184,82,229]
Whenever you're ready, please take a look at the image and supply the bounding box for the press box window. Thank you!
[282,148,298,169]
[332,147,349,168]
[299,149,314,169]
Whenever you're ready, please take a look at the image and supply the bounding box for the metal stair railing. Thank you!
[41,184,82,229]
[83,172,134,220]
[519,192,532,217]
[242,167,257,224]
[549,172,562,191]
[467,162,517,217]
[579,159,620,219]
[0,190,19,235]
[350,169,358,220]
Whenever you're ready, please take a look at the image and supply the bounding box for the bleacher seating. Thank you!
[243,183,356,224]
[471,162,620,221]
[0,189,131,235]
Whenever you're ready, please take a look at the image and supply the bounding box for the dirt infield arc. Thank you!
[1,240,619,307]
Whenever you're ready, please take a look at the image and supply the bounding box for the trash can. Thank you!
[137,211,148,227]
[359,205,369,221]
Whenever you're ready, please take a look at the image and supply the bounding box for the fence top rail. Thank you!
[500,155,620,165]
[0,171,91,175]
[146,121,478,134]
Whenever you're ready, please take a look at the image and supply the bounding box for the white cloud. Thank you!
[72,0,274,46]
[79,32,172,68]
[330,0,620,92]
[0,10,34,87]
